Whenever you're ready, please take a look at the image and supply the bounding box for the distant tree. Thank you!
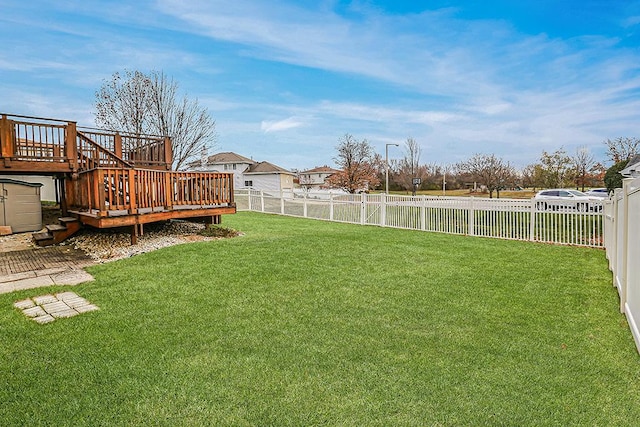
[572,146,596,191]
[604,137,639,163]
[395,137,425,195]
[456,153,514,198]
[604,159,630,193]
[326,134,381,193]
[95,70,217,170]
[521,164,540,190]
[537,148,574,188]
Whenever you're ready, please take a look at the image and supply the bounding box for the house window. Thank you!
[244,180,253,187]
[232,163,237,170]
[224,164,229,171]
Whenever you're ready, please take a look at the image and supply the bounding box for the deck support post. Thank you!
[204,215,222,227]
[59,176,68,216]
[131,223,139,245]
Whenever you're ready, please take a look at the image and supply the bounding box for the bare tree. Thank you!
[572,146,595,191]
[395,137,424,194]
[95,70,217,170]
[95,70,152,137]
[456,153,514,198]
[604,137,640,163]
[326,134,381,193]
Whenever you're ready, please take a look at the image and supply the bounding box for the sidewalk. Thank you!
[0,247,95,294]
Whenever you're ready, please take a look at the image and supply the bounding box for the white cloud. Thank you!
[261,117,305,132]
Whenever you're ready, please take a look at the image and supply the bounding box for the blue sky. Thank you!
[1,0,639,171]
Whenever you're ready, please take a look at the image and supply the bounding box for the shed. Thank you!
[0,179,43,233]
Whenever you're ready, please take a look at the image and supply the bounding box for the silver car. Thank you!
[585,188,609,198]
[534,189,599,212]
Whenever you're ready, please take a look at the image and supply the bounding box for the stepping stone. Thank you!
[33,294,58,305]
[51,309,79,319]
[55,291,79,300]
[33,314,56,324]
[23,306,46,318]
[64,298,89,309]
[75,304,99,314]
[42,301,71,314]
[14,299,35,310]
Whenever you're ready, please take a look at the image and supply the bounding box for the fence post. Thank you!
[280,191,285,215]
[468,197,475,236]
[529,199,536,241]
[619,179,632,313]
[260,190,265,212]
[380,193,386,227]
[361,192,366,225]
[329,193,334,221]
[303,192,308,218]
[421,196,426,231]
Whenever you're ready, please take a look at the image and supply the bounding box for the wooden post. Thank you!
[65,121,78,171]
[128,170,138,214]
[114,132,123,159]
[60,176,68,216]
[0,115,15,158]
[165,171,173,210]
[131,223,138,245]
[164,137,172,170]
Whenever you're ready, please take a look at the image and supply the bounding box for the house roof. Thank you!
[203,152,254,164]
[245,161,294,175]
[300,165,340,174]
[620,154,640,177]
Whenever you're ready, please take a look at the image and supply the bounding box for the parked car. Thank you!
[533,189,600,212]
[584,188,609,198]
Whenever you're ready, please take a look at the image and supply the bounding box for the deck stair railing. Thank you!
[76,131,133,170]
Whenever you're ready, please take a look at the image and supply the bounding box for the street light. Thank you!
[385,143,399,194]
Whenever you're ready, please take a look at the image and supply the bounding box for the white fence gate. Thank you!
[235,189,604,248]
[603,177,640,354]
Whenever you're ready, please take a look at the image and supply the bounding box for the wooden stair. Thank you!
[33,217,82,247]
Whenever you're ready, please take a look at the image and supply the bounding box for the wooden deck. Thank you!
[1,113,235,243]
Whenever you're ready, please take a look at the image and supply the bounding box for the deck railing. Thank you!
[1,114,172,170]
[0,114,73,163]
[236,189,604,248]
[73,168,234,215]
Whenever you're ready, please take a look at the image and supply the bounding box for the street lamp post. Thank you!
[385,143,399,194]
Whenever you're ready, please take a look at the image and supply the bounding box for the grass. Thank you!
[1,212,639,426]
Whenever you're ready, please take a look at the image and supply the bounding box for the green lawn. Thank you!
[1,212,639,426]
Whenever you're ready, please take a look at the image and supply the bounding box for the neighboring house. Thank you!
[620,154,640,178]
[188,151,295,193]
[298,166,340,190]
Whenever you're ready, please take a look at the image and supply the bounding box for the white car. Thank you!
[584,188,609,198]
[533,189,599,212]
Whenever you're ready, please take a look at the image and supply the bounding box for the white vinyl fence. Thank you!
[235,189,604,248]
[603,177,640,354]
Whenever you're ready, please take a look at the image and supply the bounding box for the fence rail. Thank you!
[236,189,604,248]
[603,176,640,354]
